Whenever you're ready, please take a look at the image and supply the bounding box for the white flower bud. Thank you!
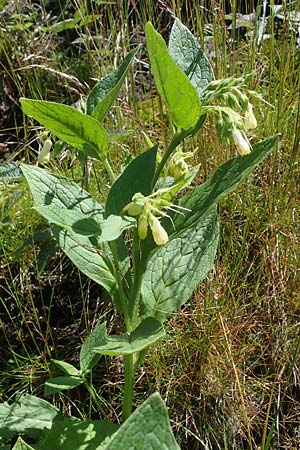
[244,103,257,130]
[38,138,52,163]
[150,217,169,246]
[232,129,251,156]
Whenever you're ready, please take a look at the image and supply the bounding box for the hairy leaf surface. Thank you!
[104,393,180,450]
[141,208,219,322]
[21,165,121,299]
[87,48,138,122]
[145,22,201,131]
[35,418,118,450]
[20,99,108,159]
[106,146,157,216]
[92,318,165,356]
[168,18,214,97]
[0,394,61,437]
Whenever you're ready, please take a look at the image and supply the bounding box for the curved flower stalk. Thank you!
[201,76,258,156]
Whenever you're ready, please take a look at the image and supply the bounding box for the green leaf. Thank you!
[0,394,61,438]
[51,359,79,376]
[141,208,219,322]
[44,376,83,396]
[20,99,108,159]
[11,437,34,450]
[52,226,118,297]
[174,135,279,231]
[105,146,157,216]
[145,22,201,131]
[92,318,165,356]
[35,417,118,450]
[20,164,120,299]
[168,18,214,97]
[80,322,107,372]
[103,393,180,450]
[140,135,278,322]
[35,206,135,241]
[87,48,139,122]
[0,162,23,180]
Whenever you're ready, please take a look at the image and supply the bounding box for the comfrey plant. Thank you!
[0,19,277,450]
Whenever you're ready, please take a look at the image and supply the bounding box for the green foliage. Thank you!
[20,99,108,160]
[87,48,139,122]
[35,418,118,450]
[44,376,83,396]
[104,393,180,450]
[141,208,219,322]
[11,437,34,450]
[145,22,201,131]
[105,146,157,216]
[0,394,61,438]
[168,18,215,96]
[2,15,280,450]
[92,318,165,356]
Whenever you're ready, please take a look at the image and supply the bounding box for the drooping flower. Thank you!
[244,103,257,130]
[232,129,251,156]
[38,138,52,163]
[149,216,169,245]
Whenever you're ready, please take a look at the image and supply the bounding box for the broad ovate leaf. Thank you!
[87,47,139,122]
[145,22,201,131]
[44,376,83,396]
[35,417,118,450]
[35,206,135,241]
[20,99,108,159]
[92,318,165,356]
[104,393,180,450]
[106,146,157,216]
[141,208,219,322]
[0,394,61,438]
[168,18,214,97]
[20,164,121,301]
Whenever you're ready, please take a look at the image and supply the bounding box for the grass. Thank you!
[0,1,300,449]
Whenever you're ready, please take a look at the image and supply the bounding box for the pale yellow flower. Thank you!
[232,129,251,156]
[244,103,257,130]
[38,138,52,163]
[150,217,169,245]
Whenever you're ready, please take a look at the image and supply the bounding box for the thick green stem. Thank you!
[103,156,116,184]
[128,229,142,328]
[110,241,130,331]
[151,132,182,189]
[122,354,134,422]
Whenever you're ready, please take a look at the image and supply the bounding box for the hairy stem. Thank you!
[103,156,116,183]
[151,132,182,189]
[110,241,130,330]
[128,229,142,328]
[122,353,134,422]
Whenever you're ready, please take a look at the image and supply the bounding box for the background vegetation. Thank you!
[0,1,299,449]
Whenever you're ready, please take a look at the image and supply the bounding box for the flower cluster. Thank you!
[123,189,189,246]
[202,77,258,156]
